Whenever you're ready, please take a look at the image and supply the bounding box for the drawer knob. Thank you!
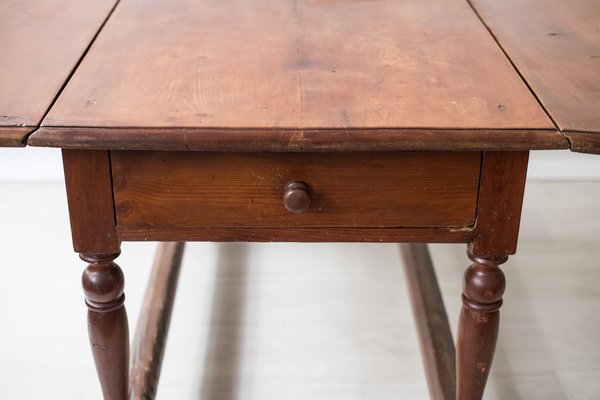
[283,181,311,214]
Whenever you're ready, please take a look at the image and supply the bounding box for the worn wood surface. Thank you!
[81,252,129,400]
[112,151,480,230]
[0,127,31,147]
[0,0,118,145]
[565,132,600,155]
[470,0,600,154]
[30,126,567,152]
[457,251,507,400]
[62,150,119,254]
[34,0,563,151]
[130,242,185,400]
[471,151,529,258]
[116,226,473,243]
[399,244,456,400]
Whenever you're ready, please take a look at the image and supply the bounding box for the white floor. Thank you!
[0,180,599,399]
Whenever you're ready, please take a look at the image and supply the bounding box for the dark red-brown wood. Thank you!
[456,250,507,400]
[0,0,118,145]
[31,0,564,151]
[111,151,480,230]
[81,252,129,400]
[283,181,312,214]
[0,127,31,147]
[471,151,529,258]
[30,126,567,152]
[62,149,119,254]
[565,132,600,155]
[130,242,185,400]
[33,0,576,398]
[455,150,528,399]
[470,0,600,154]
[400,244,456,400]
[116,226,474,243]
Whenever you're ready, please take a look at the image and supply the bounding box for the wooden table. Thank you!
[471,0,600,154]
[3,0,598,399]
[0,0,119,147]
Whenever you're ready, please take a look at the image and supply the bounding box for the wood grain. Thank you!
[62,150,119,254]
[81,252,129,400]
[111,151,480,230]
[470,0,600,153]
[130,242,185,400]
[29,126,567,152]
[565,131,600,155]
[399,244,456,400]
[0,0,117,138]
[0,128,31,147]
[116,226,473,243]
[471,151,529,257]
[37,0,561,150]
[457,252,507,400]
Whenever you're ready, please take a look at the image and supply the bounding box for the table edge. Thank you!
[28,126,569,152]
[116,225,474,243]
[0,127,34,147]
[563,131,600,155]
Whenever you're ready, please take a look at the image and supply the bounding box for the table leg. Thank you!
[81,252,130,400]
[456,250,507,400]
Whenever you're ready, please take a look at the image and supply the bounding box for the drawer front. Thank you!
[112,151,480,229]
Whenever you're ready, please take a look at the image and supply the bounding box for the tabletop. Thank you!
[470,0,600,154]
[0,0,118,147]
[30,0,569,152]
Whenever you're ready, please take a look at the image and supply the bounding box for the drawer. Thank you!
[111,151,481,229]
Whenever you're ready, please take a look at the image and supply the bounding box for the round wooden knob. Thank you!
[283,181,311,214]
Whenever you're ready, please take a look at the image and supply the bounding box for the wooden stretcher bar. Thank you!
[129,242,185,400]
[400,244,456,400]
[130,242,463,398]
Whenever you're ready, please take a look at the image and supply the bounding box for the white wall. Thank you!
[0,147,64,182]
[1,147,599,182]
[526,150,600,179]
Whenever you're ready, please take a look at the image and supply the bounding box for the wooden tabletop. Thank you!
[30,0,568,151]
[0,0,118,147]
[471,0,600,154]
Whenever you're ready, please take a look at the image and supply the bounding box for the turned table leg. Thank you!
[456,250,507,400]
[81,252,130,400]
[454,151,528,398]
